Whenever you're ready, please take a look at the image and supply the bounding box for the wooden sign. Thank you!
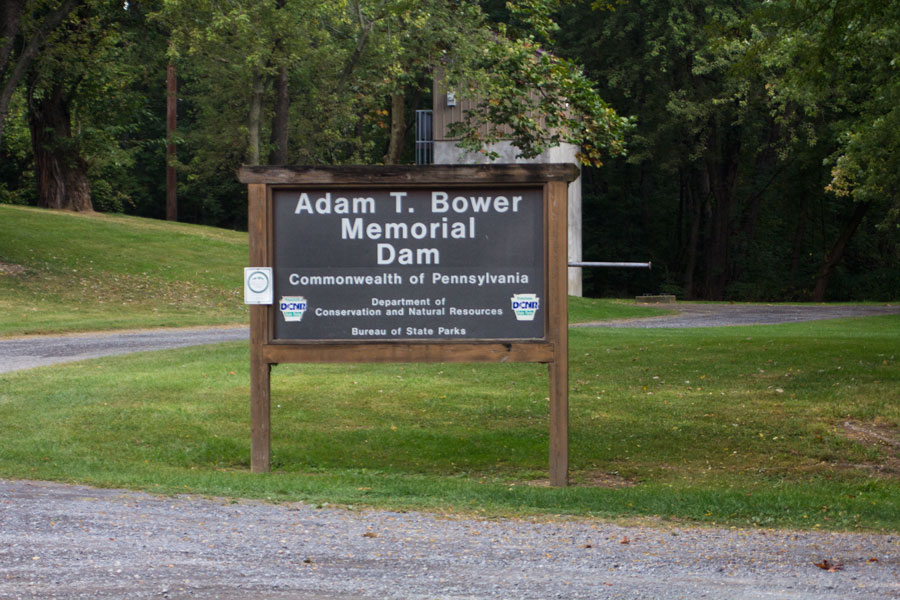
[239,165,577,486]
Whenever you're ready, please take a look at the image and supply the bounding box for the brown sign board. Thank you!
[239,165,577,486]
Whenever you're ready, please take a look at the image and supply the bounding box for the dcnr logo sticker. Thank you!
[510,293,540,321]
[279,296,308,322]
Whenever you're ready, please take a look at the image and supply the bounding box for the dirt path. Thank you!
[1,479,898,600]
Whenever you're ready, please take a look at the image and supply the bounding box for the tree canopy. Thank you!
[556,0,898,301]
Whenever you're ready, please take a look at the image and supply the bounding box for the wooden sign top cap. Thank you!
[238,164,580,186]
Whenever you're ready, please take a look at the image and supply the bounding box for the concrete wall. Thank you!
[434,140,583,296]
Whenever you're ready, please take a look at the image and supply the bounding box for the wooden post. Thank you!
[250,338,270,473]
[166,62,177,222]
[248,183,270,472]
[547,180,569,487]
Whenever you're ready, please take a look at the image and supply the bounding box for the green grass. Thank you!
[2,316,898,530]
[0,204,248,335]
[3,205,898,530]
[568,295,671,323]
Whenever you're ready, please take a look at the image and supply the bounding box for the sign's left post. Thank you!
[248,183,271,473]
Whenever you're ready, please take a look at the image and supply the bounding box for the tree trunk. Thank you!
[811,201,869,301]
[701,134,740,300]
[339,0,388,84]
[247,70,264,165]
[383,91,406,164]
[788,196,809,298]
[702,191,732,299]
[268,64,289,164]
[166,61,177,221]
[28,83,92,211]
[267,0,289,165]
[682,172,702,299]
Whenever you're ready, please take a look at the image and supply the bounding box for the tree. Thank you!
[558,0,777,299]
[158,0,329,166]
[551,0,899,301]
[0,0,82,144]
[152,0,631,229]
[749,0,900,300]
[23,1,103,211]
[15,1,170,213]
[3,1,159,212]
[446,0,632,167]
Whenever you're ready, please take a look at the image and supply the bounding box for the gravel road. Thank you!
[0,326,248,374]
[2,304,898,374]
[2,479,898,600]
[576,303,900,329]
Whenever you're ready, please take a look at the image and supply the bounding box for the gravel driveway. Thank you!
[2,479,898,600]
[576,303,900,329]
[3,304,898,374]
[0,326,248,374]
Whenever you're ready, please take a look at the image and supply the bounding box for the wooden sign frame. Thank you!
[239,164,577,486]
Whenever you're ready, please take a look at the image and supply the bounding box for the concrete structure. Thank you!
[429,88,583,296]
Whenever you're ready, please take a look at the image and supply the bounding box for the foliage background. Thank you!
[1,0,897,301]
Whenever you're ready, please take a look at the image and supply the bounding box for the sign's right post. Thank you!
[547,180,569,487]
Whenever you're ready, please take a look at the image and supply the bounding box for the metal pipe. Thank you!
[568,261,652,269]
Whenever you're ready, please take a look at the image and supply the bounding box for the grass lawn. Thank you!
[0,205,248,335]
[2,315,898,531]
[3,204,898,530]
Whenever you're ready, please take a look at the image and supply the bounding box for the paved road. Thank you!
[0,326,248,374]
[576,302,900,328]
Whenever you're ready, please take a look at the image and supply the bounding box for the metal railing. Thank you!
[569,261,652,269]
[415,110,434,165]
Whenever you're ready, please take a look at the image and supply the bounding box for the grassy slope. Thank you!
[0,205,662,335]
[0,205,248,335]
